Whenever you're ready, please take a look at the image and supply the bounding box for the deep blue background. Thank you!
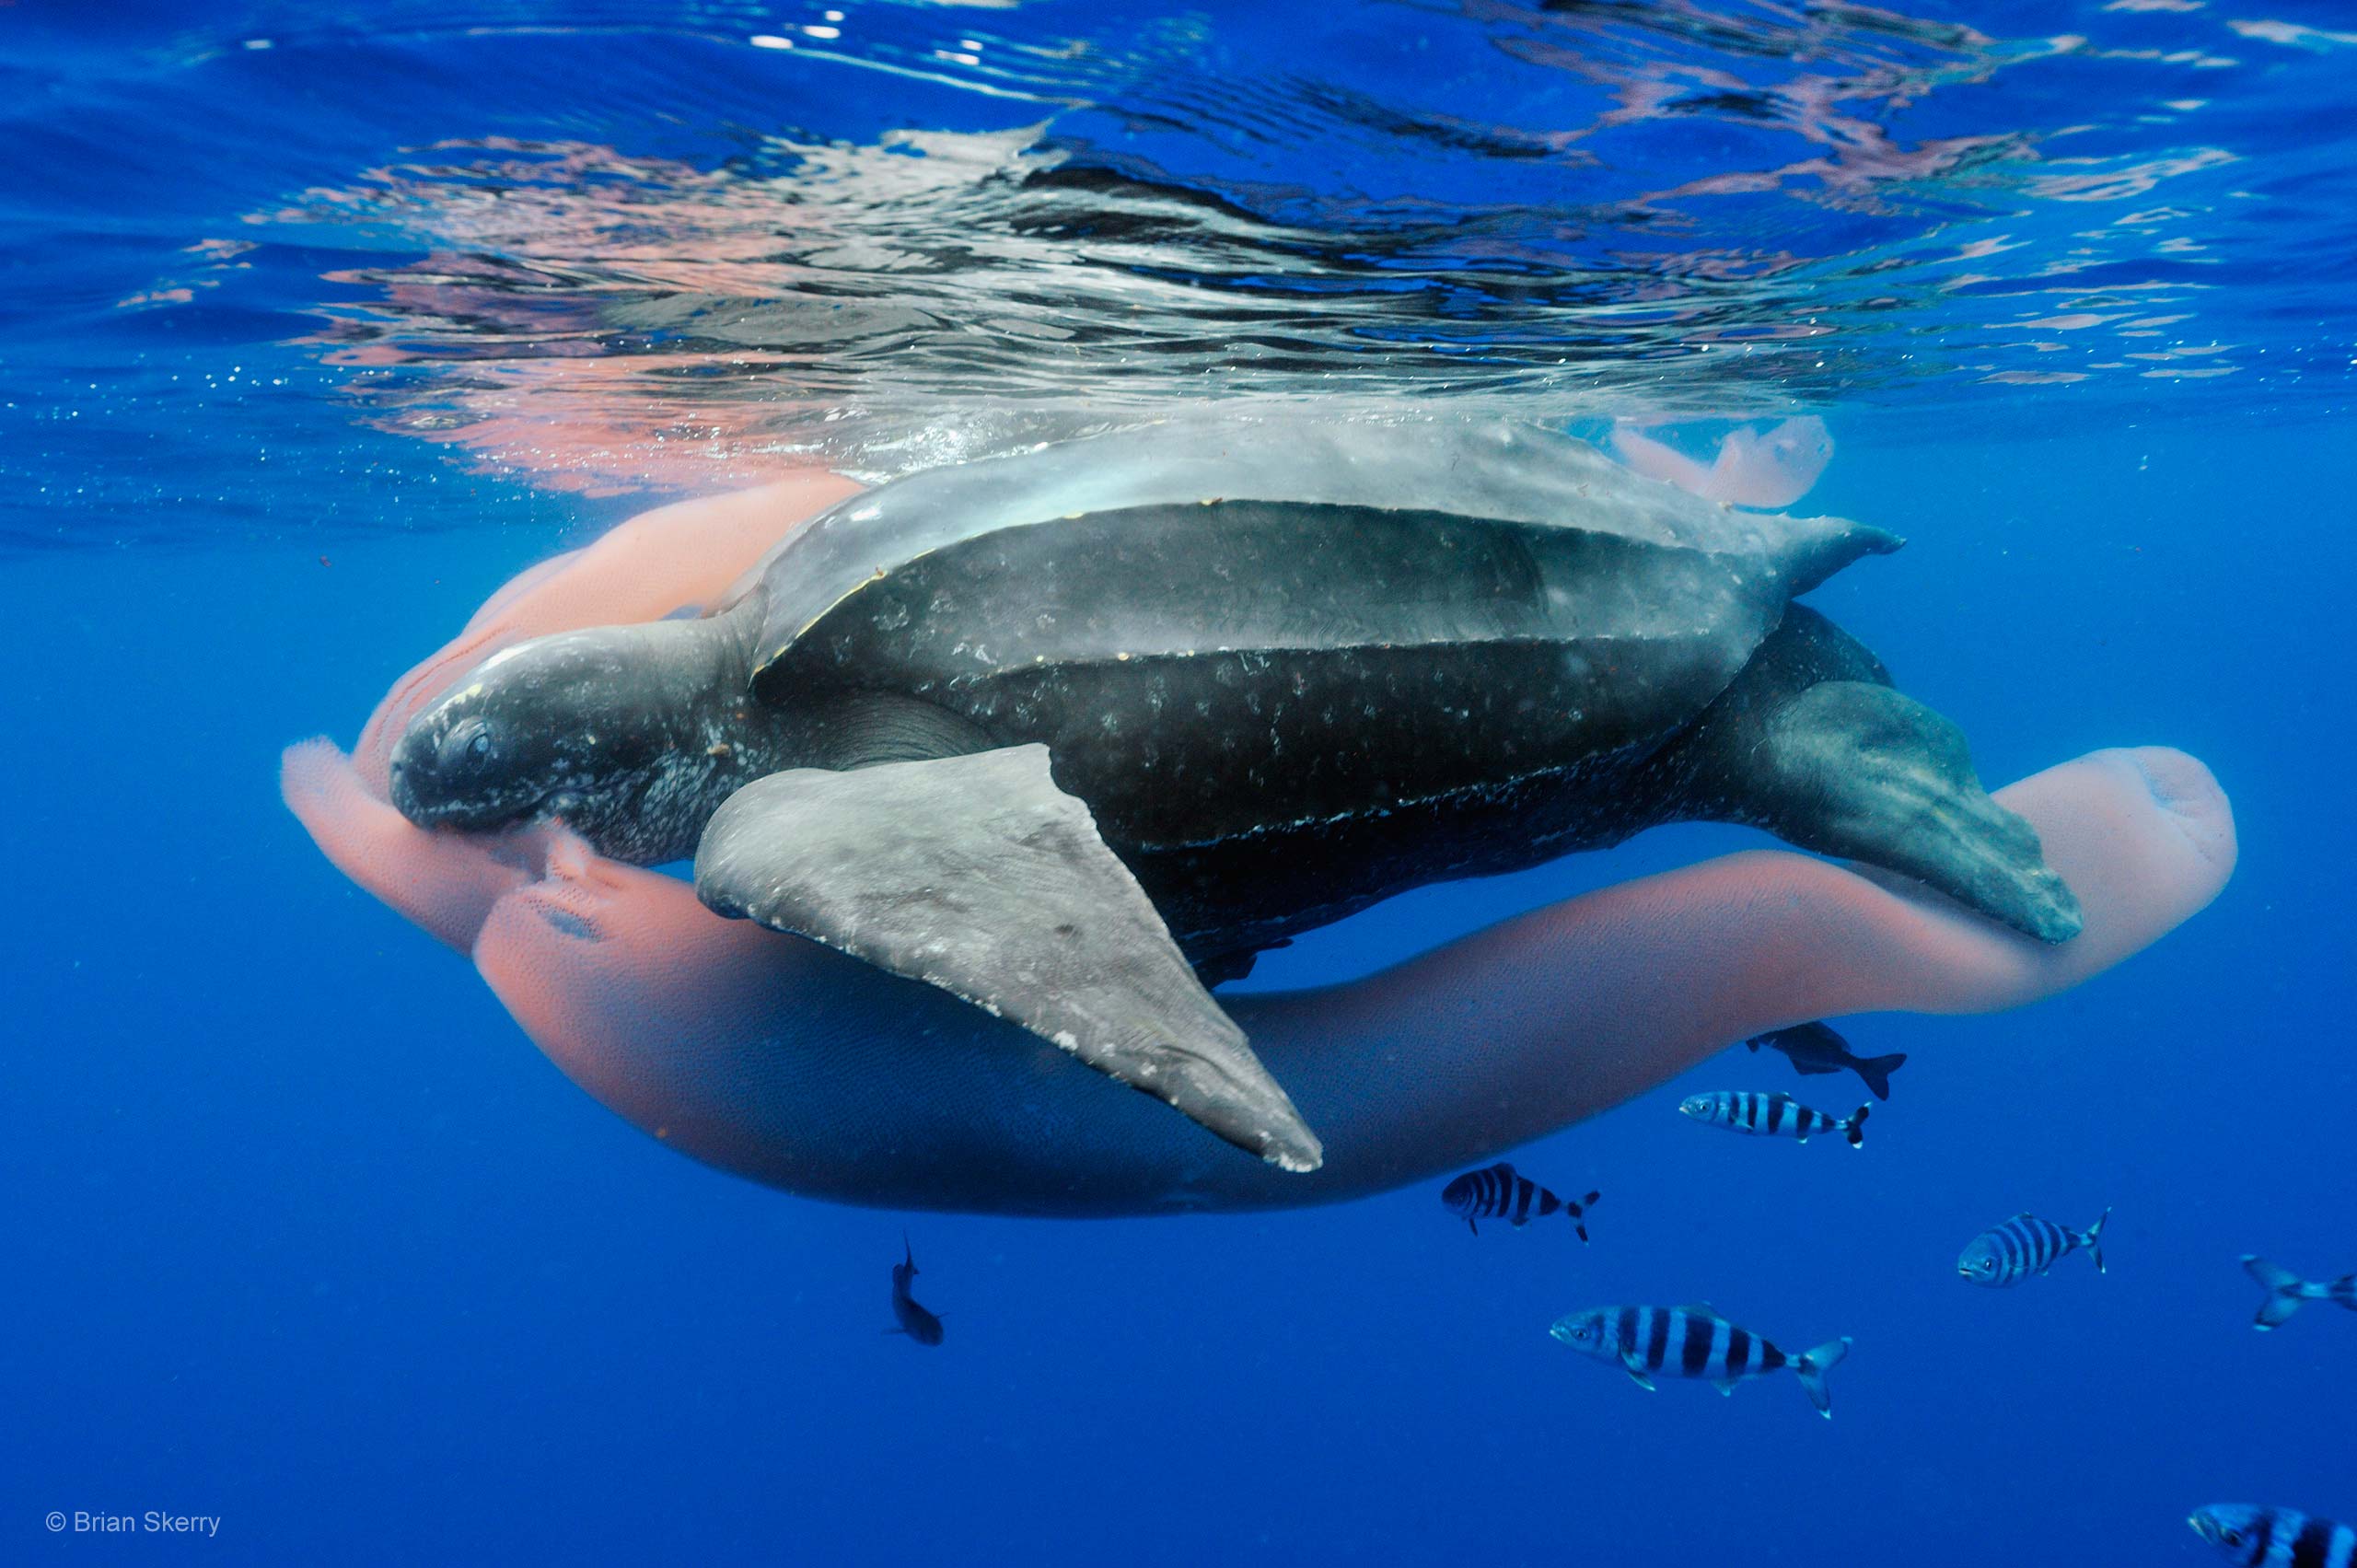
[5,1,2353,1562]
[7,396,2346,1568]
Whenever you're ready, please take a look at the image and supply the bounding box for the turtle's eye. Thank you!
[438,717,502,782]
[2221,1530,2242,1548]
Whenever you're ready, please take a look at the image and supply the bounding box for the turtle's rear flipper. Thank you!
[1739,679,2082,942]
[1664,609,2082,943]
[692,744,1323,1171]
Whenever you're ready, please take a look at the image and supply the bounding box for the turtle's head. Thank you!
[389,623,725,863]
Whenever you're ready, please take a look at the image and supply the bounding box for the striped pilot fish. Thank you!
[1441,1163,1599,1240]
[1549,1302,1851,1418]
[2242,1257,2357,1330]
[1678,1090,1867,1148]
[2190,1504,2356,1567]
[1957,1209,2109,1287]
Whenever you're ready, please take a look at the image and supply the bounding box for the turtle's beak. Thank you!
[385,734,429,822]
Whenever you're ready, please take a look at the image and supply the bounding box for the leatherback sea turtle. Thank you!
[389,416,2080,1172]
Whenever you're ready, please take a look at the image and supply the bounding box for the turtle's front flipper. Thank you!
[1661,609,2083,943]
[692,744,1323,1171]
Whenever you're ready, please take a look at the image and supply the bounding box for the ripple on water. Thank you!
[7,0,2354,520]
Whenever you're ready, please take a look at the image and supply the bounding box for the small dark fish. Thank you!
[1746,1021,1907,1101]
[2189,1504,2356,1566]
[1441,1162,1599,1240]
[2242,1257,2357,1331]
[1958,1209,2108,1287]
[1550,1302,1851,1418]
[1679,1090,1867,1148]
[888,1233,944,1346]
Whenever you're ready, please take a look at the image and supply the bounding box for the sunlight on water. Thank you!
[4,0,2351,525]
[45,0,2335,500]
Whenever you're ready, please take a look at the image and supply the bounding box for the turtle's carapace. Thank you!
[387,416,2087,1169]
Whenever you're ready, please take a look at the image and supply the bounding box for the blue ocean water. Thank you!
[4,0,2351,1562]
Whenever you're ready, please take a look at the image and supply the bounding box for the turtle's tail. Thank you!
[1782,517,1903,596]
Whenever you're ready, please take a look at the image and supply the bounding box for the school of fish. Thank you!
[1425,1011,2349,1544]
[884,992,2333,1523]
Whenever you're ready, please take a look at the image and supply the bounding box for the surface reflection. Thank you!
[209,0,2294,493]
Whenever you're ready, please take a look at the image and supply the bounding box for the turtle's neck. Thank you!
[552,605,803,865]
